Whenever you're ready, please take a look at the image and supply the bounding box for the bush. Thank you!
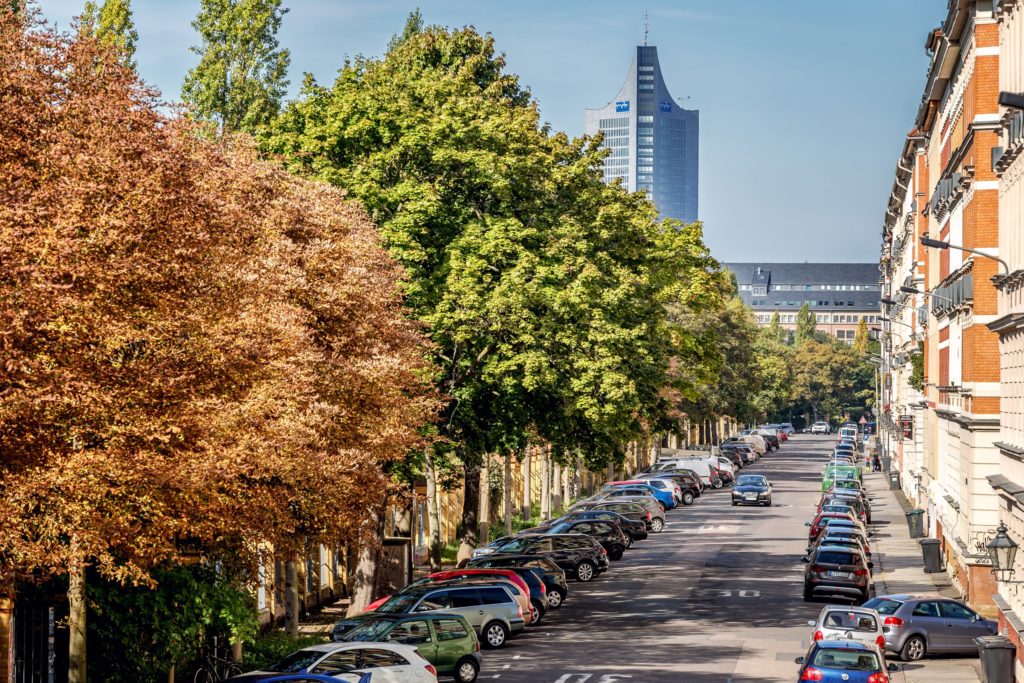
[242,630,328,671]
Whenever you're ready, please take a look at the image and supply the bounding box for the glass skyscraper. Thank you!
[584,45,699,224]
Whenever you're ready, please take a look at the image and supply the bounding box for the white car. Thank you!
[811,422,831,434]
[230,642,439,682]
[807,605,886,651]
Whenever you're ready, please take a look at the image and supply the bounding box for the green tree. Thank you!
[181,0,290,133]
[853,317,869,354]
[261,17,721,559]
[768,311,784,343]
[82,0,137,68]
[795,303,816,344]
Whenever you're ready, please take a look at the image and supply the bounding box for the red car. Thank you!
[807,511,860,541]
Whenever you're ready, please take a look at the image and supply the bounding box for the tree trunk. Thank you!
[167,665,175,683]
[346,511,381,616]
[285,560,299,634]
[551,460,562,513]
[478,458,490,544]
[503,453,513,536]
[540,448,551,520]
[67,560,86,683]
[458,462,481,564]
[424,449,441,571]
[606,460,615,485]
[521,448,532,520]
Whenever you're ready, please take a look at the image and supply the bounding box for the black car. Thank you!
[731,473,772,507]
[540,509,648,541]
[569,500,659,530]
[760,432,780,450]
[491,533,608,582]
[467,554,569,608]
[718,450,743,469]
[544,519,629,560]
[802,544,873,603]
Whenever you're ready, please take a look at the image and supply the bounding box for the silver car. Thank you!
[807,605,886,650]
[862,594,997,661]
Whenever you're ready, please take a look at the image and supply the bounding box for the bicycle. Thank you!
[193,637,243,683]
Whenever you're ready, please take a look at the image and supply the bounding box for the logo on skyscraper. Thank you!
[615,100,630,112]
[659,101,672,112]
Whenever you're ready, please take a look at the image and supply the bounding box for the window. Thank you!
[388,620,432,645]
[911,601,941,617]
[638,115,653,122]
[311,650,360,674]
[940,601,977,621]
[435,619,470,642]
[416,590,451,611]
[847,301,854,307]
[358,649,410,669]
[448,588,481,608]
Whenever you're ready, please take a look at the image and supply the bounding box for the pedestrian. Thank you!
[871,453,881,472]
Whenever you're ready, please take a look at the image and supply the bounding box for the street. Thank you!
[479,435,957,683]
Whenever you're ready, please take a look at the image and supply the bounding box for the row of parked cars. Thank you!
[232,428,791,682]
[795,426,998,682]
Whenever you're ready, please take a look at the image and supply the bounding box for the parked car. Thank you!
[811,422,831,434]
[807,527,872,556]
[576,496,666,532]
[621,476,681,504]
[636,471,700,505]
[406,570,544,626]
[551,509,649,541]
[794,640,897,683]
[490,533,608,582]
[807,511,863,541]
[226,642,439,682]
[807,605,886,650]
[375,584,526,648]
[806,532,872,562]
[731,474,772,507]
[802,545,873,604]
[543,519,629,560]
[568,499,660,532]
[755,429,780,450]
[862,594,998,662]
[599,483,675,510]
[466,554,569,608]
[822,464,862,492]
[338,613,482,683]
[823,492,871,523]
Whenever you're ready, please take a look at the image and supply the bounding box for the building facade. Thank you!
[726,262,881,341]
[880,0,1003,625]
[585,44,699,224]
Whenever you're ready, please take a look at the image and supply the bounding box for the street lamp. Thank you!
[899,285,953,304]
[987,523,1024,583]
[999,91,1024,110]
[920,236,1010,275]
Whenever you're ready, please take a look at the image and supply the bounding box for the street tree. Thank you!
[795,303,816,344]
[853,317,869,354]
[181,0,290,133]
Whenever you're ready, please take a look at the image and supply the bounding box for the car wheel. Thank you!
[682,491,695,506]
[483,620,509,649]
[802,586,812,602]
[607,545,624,561]
[454,656,480,683]
[731,500,738,506]
[901,635,926,662]
[713,479,723,489]
[529,600,543,626]
[650,518,665,533]
[547,588,565,608]
[575,560,596,582]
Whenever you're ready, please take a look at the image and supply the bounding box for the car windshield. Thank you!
[822,611,878,631]
[377,593,420,613]
[494,538,530,553]
[736,476,766,486]
[343,619,395,642]
[862,597,903,615]
[548,522,574,534]
[810,647,880,671]
[270,649,326,673]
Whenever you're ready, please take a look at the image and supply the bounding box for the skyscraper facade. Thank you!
[585,45,699,224]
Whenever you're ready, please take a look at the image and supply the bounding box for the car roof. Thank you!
[874,593,941,601]
[816,544,862,553]
[813,639,875,651]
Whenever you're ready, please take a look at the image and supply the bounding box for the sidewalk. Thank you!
[863,469,982,683]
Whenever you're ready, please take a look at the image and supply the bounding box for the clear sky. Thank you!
[36,0,944,263]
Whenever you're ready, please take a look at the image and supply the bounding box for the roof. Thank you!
[723,263,880,285]
[811,639,877,651]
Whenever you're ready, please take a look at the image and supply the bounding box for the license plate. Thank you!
[827,570,851,578]
[744,493,756,499]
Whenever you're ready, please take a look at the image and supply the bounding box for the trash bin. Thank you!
[976,635,1015,683]
[906,508,925,538]
[881,455,892,473]
[920,538,942,573]
[889,471,901,490]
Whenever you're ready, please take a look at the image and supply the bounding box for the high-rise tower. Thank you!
[584,45,699,224]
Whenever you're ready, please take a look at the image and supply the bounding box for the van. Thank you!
[662,458,714,487]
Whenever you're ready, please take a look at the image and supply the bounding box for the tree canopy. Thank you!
[81,0,137,68]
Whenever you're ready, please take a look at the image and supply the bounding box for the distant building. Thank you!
[584,44,699,224]
[726,263,881,342]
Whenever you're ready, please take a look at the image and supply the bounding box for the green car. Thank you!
[821,465,861,492]
[340,612,482,683]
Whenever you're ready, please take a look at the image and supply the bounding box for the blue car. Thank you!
[794,639,898,683]
[602,481,677,509]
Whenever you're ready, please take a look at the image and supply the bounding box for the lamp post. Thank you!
[920,236,1010,276]
[999,91,1024,110]
[899,285,953,305]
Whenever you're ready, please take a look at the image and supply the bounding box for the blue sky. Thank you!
[37,0,943,262]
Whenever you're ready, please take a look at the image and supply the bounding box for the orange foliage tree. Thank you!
[0,8,435,676]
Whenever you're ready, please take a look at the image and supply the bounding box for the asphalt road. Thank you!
[479,434,837,683]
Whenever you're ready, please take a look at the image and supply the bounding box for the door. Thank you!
[939,601,991,651]
[907,600,948,650]
[386,618,436,664]
[354,647,413,682]
[446,587,485,631]
[433,618,473,673]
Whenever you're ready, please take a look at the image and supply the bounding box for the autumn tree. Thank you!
[0,11,433,680]
[853,317,869,354]
[181,0,290,133]
[81,0,137,68]
[262,17,720,563]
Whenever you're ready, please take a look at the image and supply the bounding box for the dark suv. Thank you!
[492,533,608,582]
[534,509,648,542]
[467,554,569,609]
[543,519,629,560]
[570,500,659,531]
[802,544,873,604]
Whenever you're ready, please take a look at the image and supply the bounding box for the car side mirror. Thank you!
[804,522,811,527]
[794,656,805,665]
[867,562,874,569]
[806,620,816,627]
[888,663,900,673]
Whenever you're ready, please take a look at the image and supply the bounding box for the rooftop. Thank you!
[724,262,881,286]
